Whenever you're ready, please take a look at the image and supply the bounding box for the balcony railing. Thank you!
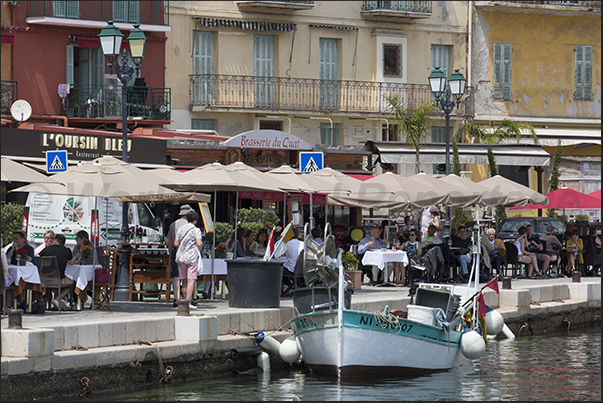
[190,74,473,117]
[488,1,600,9]
[236,1,315,9]
[27,1,169,26]
[361,1,432,14]
[65,84,171,121]
[1,81,18,116]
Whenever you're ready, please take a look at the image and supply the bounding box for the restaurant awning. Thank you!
[366,141,551,166]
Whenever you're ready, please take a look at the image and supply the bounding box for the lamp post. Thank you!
[98,21,147,301]
[428,67,467,240]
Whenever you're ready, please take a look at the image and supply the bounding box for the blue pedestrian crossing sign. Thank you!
[46,150,68,173]
[299,152,323,173]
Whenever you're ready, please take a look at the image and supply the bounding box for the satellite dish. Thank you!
[10,99,32,122]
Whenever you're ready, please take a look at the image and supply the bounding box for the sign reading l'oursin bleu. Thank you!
[1,127,167,164]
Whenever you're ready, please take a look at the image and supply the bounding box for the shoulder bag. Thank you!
[175,226,195,264]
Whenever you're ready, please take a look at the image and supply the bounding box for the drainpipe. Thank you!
[467,1,473,87]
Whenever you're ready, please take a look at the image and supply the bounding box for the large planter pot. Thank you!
[346,270,362,290]
[290,286,353,314]
[226,258,283,308]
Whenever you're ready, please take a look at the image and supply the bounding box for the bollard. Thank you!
[176,299,191,316]
[571,270,581,283]
[8,309,24,329]
[501,277,512,290]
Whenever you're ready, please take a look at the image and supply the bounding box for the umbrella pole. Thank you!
[211,188,217,300]
[310,193,314,229]
[234,192,240,258]
[91,196,98,311]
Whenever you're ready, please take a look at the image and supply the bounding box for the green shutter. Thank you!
[493,43,511,100]
[575,45,593,101]
[65,1,79,18]
[431,126,446,143]
[192,30,214,104]
[502,44,512,100]
[65,44,74,85]
[128,1,140,23]
[113,1,126,22]
[191,119,214,130]
[91,47,104,87]
[431,45,449,78]
[320,123,339,146]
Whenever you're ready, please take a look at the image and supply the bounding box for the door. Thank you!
[193,30,214,105]
[254,34,274,108]
[320,38,337,110]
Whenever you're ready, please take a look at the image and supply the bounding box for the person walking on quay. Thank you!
[525,224,551,276]
[481,228,506,278]
[564,229,584,276]
[167,204,194,305]
[515,226,542,279]
[34,230,56,257]
[174,210,203,309]
[39,234,78,310]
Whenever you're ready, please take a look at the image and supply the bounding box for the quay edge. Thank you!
[1,278,600,401]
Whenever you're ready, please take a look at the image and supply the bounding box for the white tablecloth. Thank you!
[66,264,102,292]
[7,262,40,286]
[362,250,408,270]
[200,258,228,276]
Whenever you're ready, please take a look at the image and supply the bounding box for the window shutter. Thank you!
[65,44,74,85]
[431,45,449,78]
[431,126,446,143]
[113,1,126,22]
[575,45,592,100]
[65,1,79,18]
[574,45,583,99]
[583,46,592,100]
[91,47,104,87]
[502,44,512,100]
[128,1,140,23]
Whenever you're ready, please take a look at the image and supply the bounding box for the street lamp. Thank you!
[98,20,147,301]
[428,67,466,241]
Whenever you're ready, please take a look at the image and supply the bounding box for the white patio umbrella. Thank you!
[438,174,502,207]
[1,157,62,184]
[478,175,549,207]
[11,162,180,309]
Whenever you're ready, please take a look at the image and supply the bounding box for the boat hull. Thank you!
[291,309,470,377]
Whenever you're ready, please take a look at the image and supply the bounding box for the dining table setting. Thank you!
[361,247,409,286]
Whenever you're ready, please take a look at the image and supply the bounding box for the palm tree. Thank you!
[384,93,435,174]
[454,119,538,224]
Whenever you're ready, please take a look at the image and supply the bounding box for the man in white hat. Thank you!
[166,204,194,306]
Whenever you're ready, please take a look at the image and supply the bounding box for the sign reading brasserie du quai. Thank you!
[1,127,167,164]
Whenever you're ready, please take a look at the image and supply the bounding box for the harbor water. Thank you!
[59,325,601,401]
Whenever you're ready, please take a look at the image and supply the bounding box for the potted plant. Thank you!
[215,242,228,259]
[80,244,93,265]
[15,248,29,266]
[342,251,362,290]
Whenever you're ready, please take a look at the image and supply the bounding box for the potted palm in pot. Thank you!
[342,251,362,290]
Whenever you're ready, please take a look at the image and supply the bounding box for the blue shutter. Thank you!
[431,45,449,78]
[254,35,274,107]
[320,38,337,110]
[193,31,214,105]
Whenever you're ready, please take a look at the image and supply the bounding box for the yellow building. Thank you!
[471,1,601,219]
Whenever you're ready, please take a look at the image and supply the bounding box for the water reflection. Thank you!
[61,326,600,401]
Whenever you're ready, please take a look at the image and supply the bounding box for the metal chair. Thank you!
[91,246,117,310]
[503,241,526,279]
[38,256,71,312]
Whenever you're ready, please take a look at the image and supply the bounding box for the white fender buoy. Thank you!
[501,323,515,340]
[485,309,504,336]
[460,330,487,360]
[257,351,271,371]
[279,335,301,363]
[255,332,282,356]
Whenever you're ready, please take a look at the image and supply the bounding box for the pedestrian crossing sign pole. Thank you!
[299,151,323,174]
[46,150,68,173]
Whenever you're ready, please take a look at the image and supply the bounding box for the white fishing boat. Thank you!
[286,223,496,378]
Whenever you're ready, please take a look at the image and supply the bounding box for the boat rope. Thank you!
[517,322,530,336]
[562,318,571,333]
[371,310,403,335]
[78,377,91,396]
[154,344,173,384]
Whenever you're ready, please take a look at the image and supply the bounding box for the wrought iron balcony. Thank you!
[189,74,473,118]
[26,1,169,25]
[64,84,171,121]
[360,1,432,17]
[1,80,18,116]
[483,1,600,10]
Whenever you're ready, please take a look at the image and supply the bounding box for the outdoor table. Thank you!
[65,263,102,310]
[362,249,408,286]
[7,262,42,312]
[198,258,228,299]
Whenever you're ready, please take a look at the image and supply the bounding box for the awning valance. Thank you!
[523,127,601,147]
[366,141,551,166]
[196,18,296,32]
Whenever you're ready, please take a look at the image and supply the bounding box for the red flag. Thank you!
[263,227,276,261]
[485,276,500,294]
[476,292,486,317]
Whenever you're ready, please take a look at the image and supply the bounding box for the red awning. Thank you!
[348,173,374,181]
[77,37,100,48]
[1,30,15,44]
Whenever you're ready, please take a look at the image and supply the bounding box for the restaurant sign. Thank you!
[1,127,167,164]
[223,129,313,150]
